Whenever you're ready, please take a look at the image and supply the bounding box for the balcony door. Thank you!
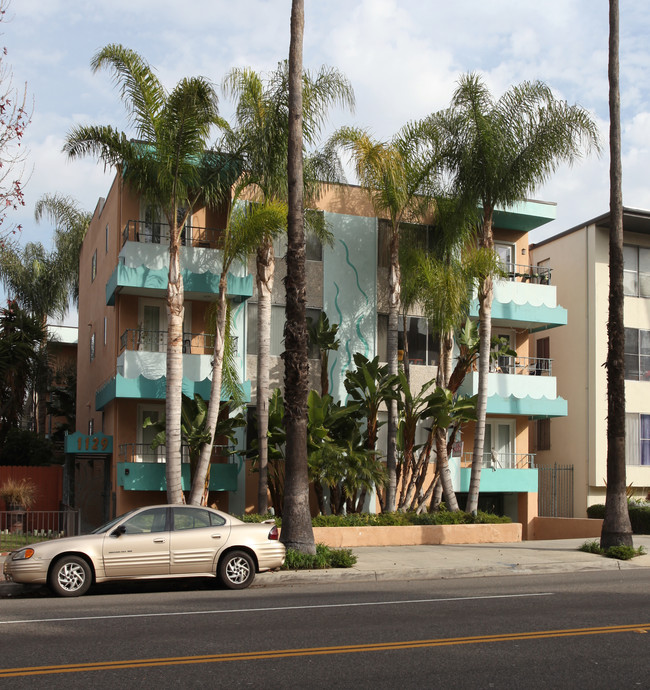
[138,404,165,463]
[138,299,167,353]
[484,419,515,469]
[495,242,515,276]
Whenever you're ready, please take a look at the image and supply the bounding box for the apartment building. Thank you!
[530,209,650,517]
[74,173,566,529]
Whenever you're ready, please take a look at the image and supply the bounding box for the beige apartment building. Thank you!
[530,208,650,516]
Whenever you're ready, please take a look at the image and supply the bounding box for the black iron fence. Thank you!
[538,464,574,517]
[121,220,224,249]
[0,508,82,550]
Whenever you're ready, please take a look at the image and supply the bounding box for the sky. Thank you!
[2,0,650,262]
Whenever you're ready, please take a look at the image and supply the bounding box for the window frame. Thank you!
[623,244,650,298]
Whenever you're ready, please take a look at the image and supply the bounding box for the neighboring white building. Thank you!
[530,208,650,517]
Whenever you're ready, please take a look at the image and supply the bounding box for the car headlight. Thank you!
[12,548,35,561]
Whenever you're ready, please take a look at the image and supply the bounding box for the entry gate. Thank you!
[538,464,574,517]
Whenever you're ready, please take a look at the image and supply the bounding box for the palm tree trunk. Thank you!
[436,425,460,511]
[601,0,633,549]
[256,238,275,514]
[281,0,315,554]
[385,220,401,512]
[165,229,185,503]
[189,278,227,505]
[466,208,494,515]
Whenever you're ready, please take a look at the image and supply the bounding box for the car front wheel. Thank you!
[218,550,255,589]
[49,556,92,597]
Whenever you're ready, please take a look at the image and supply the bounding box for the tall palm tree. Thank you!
[602,0,633,549]
[331,123,436,511]
[64,45,229,503]
[189,200,287,505]
[222,61,353,514]
[436,73,600,514]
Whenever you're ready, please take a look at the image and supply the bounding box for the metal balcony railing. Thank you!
[119,329,237,356]
[500,262,552,285]
[121,220,225,249]
[118,443,230,464]
[462,452,536,469]
[489,355,553,376]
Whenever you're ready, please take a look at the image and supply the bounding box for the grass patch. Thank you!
[579,540,647,560]
[283,543,357,570]
[0,533,55,551]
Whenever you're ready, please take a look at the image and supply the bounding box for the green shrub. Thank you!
[605,545,645,560]
[310,510,510,527]
[235,513,278,524]
[283,544,357,570]
[579,540,603,555]
[586,503,650,534]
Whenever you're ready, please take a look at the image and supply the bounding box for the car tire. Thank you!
[218,550,255,589]
[49,556,92,597]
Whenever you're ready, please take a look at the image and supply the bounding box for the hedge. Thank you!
[587,503,650,534]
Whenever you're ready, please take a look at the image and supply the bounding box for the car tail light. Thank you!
[268,525,279,540]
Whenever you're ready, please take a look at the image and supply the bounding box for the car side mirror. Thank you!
[111,524,127,537]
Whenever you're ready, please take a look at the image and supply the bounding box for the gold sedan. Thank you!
[3,505,285,596]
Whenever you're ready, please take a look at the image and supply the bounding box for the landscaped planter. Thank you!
[312,523,521,548]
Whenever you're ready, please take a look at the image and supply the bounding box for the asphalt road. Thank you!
[1,571,649,688]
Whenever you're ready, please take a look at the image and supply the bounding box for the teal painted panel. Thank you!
[323,212,378,402]
[469,299,567,327]
[65,432,113,454]
[459,468,538,493]
[492,200,556,231]
[486,394,567,417]
[96,375,251,410]
[117,462,238,491]
[106,264,253,304]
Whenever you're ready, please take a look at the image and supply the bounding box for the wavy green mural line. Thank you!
[333,281,353,376]
[339,239,370,358]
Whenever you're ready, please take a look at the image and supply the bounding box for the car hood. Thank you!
[13,533,105,558]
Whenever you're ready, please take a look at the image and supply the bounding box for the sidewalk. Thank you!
[2,536,649,596]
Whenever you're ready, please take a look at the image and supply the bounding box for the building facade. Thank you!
[75,175,566,530]
[530,209,650,516]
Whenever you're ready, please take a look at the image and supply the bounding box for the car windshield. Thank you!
[90,510,137,534]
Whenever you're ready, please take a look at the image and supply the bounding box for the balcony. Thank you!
[106,220,253,305]
[95,329,251,410]
[469,262,567,331]
[117,443,238,491]
[458,452,538,493]
[458,356,567,417]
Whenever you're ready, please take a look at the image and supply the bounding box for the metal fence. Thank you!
[0,509,81,551]
[538,464,574,517]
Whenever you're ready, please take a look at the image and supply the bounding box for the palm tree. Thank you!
[0,194,89,434]
[64,45,229,503]
[601,0,633,549]
[221,61,353,514]
[436,73,601,514]
[331,123,436,511]
[189,201,287,505]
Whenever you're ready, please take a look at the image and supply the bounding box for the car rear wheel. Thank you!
[218,550,255,589]
[49,556,92,597]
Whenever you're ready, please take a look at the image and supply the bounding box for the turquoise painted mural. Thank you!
[323,212,378,402]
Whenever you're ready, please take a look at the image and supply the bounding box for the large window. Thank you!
[247,303,320,359]
[377,314,439,366]
[625,414,650,466]
[623,245,650,298]
[624,328,650,381]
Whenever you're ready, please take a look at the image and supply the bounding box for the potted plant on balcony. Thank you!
[0,477,36,511]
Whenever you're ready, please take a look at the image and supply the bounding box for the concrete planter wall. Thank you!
[529,517,603,540]
[312,523,522,547]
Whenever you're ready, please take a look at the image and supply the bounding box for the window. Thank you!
[91,250,97,282]
[103,317,107,346]
[377,220,433,269]
[105,224,109,253]
[625,414,650,466]
[123,508,168,534]
[90,332,95,362]
[88,419,94,435]
[377,314,439,366]
[623,245,650,298]
[536,419,551,451]
[624,328,650,380]
[247,303,320,358]
[173,507,225,530]
[495,242,515,275]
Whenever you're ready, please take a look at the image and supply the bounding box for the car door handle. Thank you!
[211,534,222,539]
[153,538,166,543]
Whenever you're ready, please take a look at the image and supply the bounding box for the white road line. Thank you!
[0,592,553,626]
